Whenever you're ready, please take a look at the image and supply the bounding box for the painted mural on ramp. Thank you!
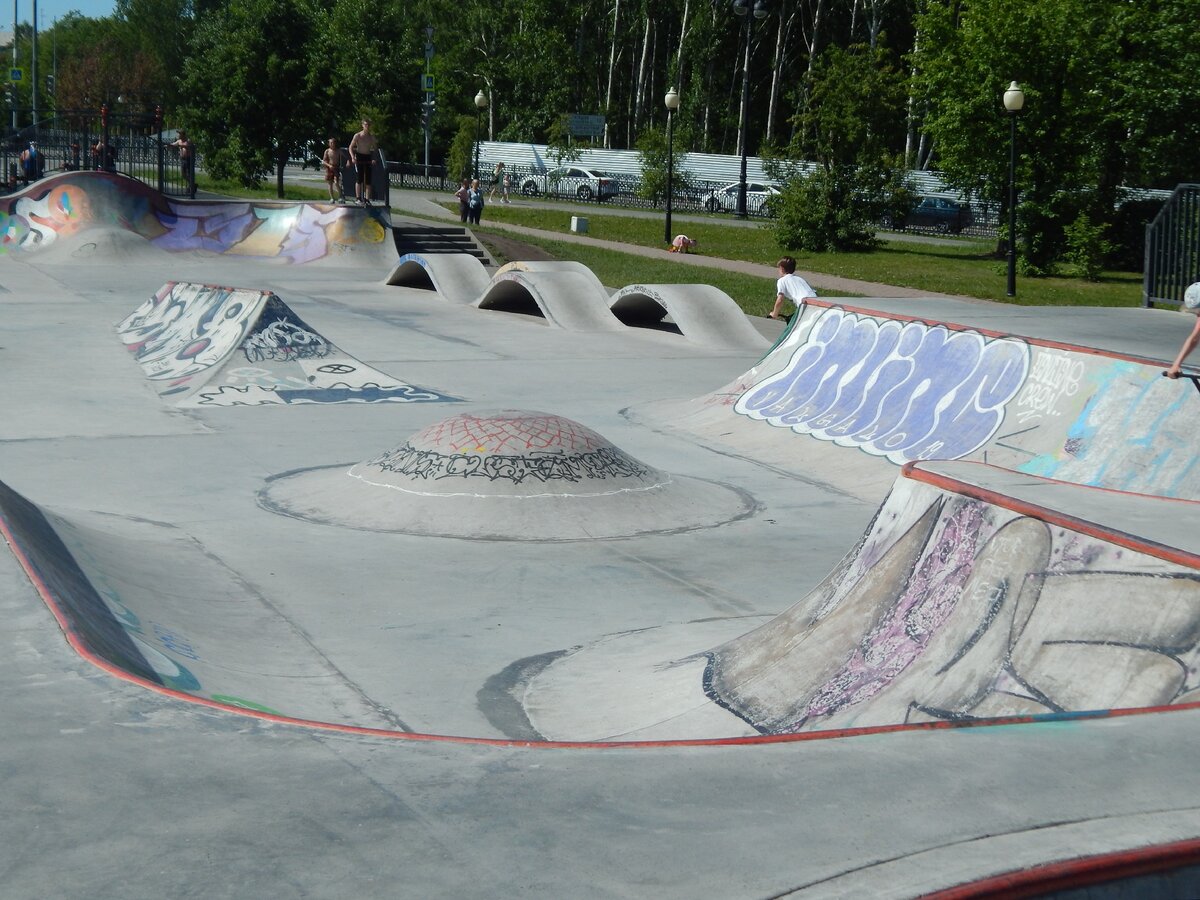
[656,300,1200,500]
[0,171,392,265]
[521,464,1200,742]
[118,282,457,407]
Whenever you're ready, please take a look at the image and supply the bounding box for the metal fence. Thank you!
[1144,184,1200,308]
[2,107,194,198]
[384,156,1001,235]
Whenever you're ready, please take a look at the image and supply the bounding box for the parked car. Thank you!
[888,196,974,234]
[519,166,618,201]
[702,181,780,215]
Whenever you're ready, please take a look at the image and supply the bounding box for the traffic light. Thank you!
[45,75,54,96]
[421,100,435,128]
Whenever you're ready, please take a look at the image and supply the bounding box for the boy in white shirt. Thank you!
[769,256,817,322]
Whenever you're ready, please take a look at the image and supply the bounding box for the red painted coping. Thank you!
[924,837,1200,899]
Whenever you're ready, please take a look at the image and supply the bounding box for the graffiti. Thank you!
[1015,359,1200,498]
[366,444,652,485]
[153,623,200,661]
[0,183,94,251]
[705,480,1200,734]
[413,412,609,456]
[193,383,449,406]
[120,283,459,407]
[119,282,265,381]
[734,308,1031,464]
[0,172,386,263]
[241,314,333,363]
[1013,351,1085,424]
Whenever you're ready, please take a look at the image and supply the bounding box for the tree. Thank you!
[770,42,911,251]
[635,122,691,206]
[911,0,1200,274]
[178,0,326,195]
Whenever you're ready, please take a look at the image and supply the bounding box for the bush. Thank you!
[1063,213,1115,281]
[771,157,910,253]
[635,125,691,206]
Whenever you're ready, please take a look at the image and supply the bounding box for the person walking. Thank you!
[348,118,379,206]
[488,161,505,201]
[769,256,818,323]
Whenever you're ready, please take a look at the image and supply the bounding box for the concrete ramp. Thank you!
[644,299,1200,500]
[609,283,770,351]
[1,171,393,266]
[118,281,458,407]
[384,252,491,303]
[495,260,610,300]
[521,461,1200,741]
[476,269,624,332]
[0,479,403,728]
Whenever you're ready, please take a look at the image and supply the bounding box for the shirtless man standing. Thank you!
[322,138,344,202]
[348,118,378,206]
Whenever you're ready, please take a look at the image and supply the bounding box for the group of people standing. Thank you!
[320,119,380,206]
[454,161,511,224]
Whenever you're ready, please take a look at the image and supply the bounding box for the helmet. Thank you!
[1184,282,1200,314]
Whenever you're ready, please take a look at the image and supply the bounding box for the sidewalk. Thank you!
[384,186,975,301]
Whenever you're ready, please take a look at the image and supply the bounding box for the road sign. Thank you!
[568,113,604,139]
[9,67,24,83]
[421,73,434,92]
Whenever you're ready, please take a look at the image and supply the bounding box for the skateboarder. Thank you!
[769,256,818,323]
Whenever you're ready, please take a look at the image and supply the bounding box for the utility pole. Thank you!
[11,0,16,129]
[422,26,434,176]
[30,0,36,124]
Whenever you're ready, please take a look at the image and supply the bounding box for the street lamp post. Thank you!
[473,88,487,182]
[663,87,680,244]
[1003,80,1025,298]
[733,0,768,219]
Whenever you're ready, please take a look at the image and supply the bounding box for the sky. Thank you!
[10,0,119,29]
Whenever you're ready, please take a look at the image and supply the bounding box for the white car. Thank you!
[519,166,618,201]
[702,181,780,215]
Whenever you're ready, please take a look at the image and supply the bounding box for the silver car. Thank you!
[702,181,780,215]
[519,166,618,201]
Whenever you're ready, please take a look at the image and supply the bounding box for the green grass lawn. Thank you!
[473,229,789,316]
[194,176,1142,312]
[462,202,1142,308]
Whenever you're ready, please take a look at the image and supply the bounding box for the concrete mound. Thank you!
[258,409,756,540]
[118,281,458,407]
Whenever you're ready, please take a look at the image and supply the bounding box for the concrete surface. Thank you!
[4,172,1200,899]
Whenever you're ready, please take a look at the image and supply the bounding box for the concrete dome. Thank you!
[259,410,756,540]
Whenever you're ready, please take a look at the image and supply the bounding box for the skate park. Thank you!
[4,170,1200,896]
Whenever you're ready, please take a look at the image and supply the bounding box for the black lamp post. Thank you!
[473,88,487,181]
[663,86,680,243]
[733,0,769,219]
[1003,80,1025,298]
